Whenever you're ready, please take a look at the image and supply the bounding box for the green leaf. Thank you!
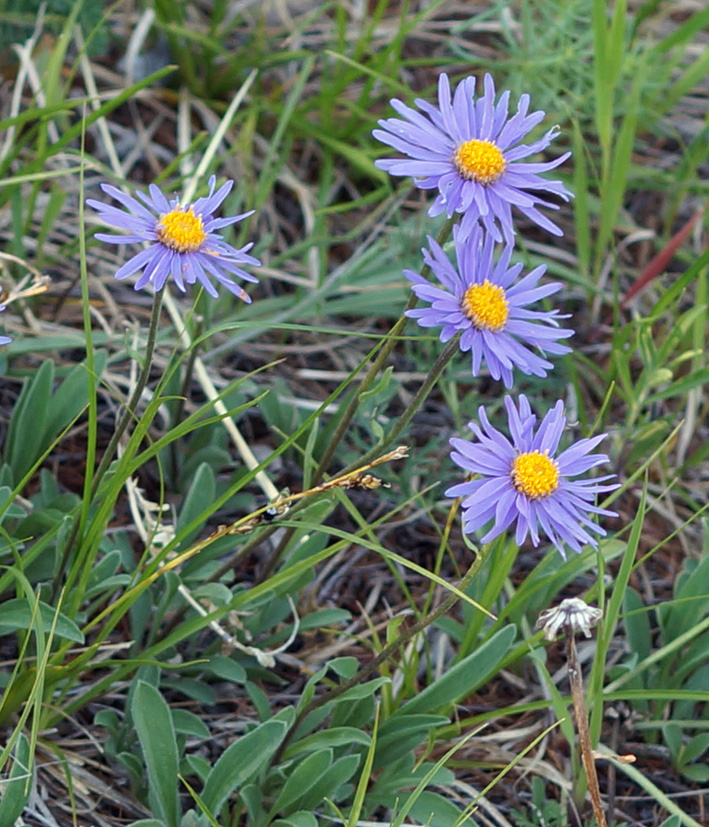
[239,782,266,823]
[5,359,54,480]
[651,247,709,317]
[184,755,211,784]
[94,709,119,732]
[0,485,27,519]
[84,574,131,600]
[681,763,709,783]
[359,365,393,402]
[331,693,376,729]
[591,487,648,742]
[666,554,709,641]
[42,353,106,454]
[333,677,390,705]
[390,731,478,827]
[375,714,449,767]
[407,790,475,827]
[117,751,143,787]
[162,678,215,706]
[177,462,216,544]
[86,549,122,588]
[300,755,361,810]
[657,817,682,827]
[297,118,387,181]
[378,714,449,738]
[283,726,371,760]
[623,587,651,663]
[0,598,83,643]
[646,367,709,405]
[201,719,288,812]
[298,753,360,809]
[681,733,709,766]
[663,723,682,758]
[272,813,318,827]
[205,655,247,684]
[0,732,31,825]
[395,626,516,716]
[246,682,272,722]
[172,709,210,739]
[328,657,359,679]
[299,609,350,631]
[271,748,334,815]
[132,682,180,827]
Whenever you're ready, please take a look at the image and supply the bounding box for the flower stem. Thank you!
[567,633,608,827]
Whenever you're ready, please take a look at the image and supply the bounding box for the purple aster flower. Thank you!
[374,73,572,243]
[446,395,618,557]
[87,176,260,301]
[405,224,573,388]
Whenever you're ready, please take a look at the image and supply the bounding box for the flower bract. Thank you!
[87,176,260,300]
[374,73,572,242]
[446,395,618,556]
[405,225,573,387]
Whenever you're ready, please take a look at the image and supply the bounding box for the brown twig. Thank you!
[567,632,608,827]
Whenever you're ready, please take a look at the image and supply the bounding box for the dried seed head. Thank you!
[536,597,602,641]
[340,473,389,491]
[387,445,410,461]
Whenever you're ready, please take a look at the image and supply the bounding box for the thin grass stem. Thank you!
[170,315,203,480]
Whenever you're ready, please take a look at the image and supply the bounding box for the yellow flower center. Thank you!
[461,280,509,331]
[512,451,560,499]
[453,139,506,184]
[157,206,207,253]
